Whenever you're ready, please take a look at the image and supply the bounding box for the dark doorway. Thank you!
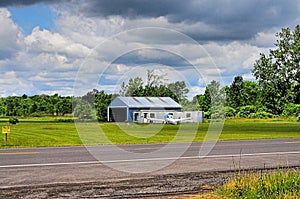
[109,108,127,122]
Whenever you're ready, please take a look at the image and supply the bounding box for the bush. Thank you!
[211,108,226,119]
[237,105,256,118]
[255,111,275,119]
[204,111,211,119]
[9,117,19,124]
[55,118,75,123]
[282,103,300,117]
[207,106,237,119]
[224,106,236,118]
[251,111,274,119]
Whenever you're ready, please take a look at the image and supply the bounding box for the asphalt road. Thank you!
[0,138,300,187]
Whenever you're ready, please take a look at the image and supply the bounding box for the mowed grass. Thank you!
[0,122,82,147]
[217,120,300,141]
[0,118,299,148]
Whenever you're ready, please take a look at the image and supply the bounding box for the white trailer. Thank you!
[133,110,204,124]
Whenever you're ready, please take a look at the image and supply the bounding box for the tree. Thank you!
[4,96,21,116]
[0,98,6,116]
[168,81,189,102]
[179,94,199,111]
[73,98,95,119]
[94,90,113,121]
[119,82,127,96]
[227,76,259,110]
[120,77,143,96]
[55,97,72,116]
[119,70,178,100]
[132,85,178,101]
[228,76,244,109]
[82,89,100,106]
[253,25,300,115]
[198,80,223,112]
[146,69,166,87]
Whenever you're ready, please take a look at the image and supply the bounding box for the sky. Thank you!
[0,0,300,98]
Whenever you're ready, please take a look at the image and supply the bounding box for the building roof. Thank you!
[109,97,182,108]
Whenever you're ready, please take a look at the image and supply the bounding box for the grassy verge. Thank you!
[216,169,300,198]
[0,118,299,148]
[179,168,300,199]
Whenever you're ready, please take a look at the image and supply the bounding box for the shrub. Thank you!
[211,108,226,119]
[207,106,237,119]
[224,106,237,118]
[9,117,19,125]
[237,105,256,118]
[204,111,211,119]
[253,111,274,119]
[55,118,75,123]
[282,103,300,117]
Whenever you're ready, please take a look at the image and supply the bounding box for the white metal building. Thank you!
[107,97,203,123]
[107,97,182,122]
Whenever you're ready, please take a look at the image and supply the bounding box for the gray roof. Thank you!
[109,97,182,108]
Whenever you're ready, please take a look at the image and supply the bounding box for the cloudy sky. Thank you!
[1,0,300,98]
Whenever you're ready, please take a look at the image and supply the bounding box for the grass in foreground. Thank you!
[0,118,299,148]
[181,168,300,199]
[217,170,300,198]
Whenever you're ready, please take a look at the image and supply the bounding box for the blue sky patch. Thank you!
[8,4,55,35]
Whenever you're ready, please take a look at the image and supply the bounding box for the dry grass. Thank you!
[217,169,300,198]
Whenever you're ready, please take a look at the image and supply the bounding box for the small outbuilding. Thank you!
[107,97,182,122]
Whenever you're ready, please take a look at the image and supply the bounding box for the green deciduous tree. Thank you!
[168,81,189,102]
[118,70,179,101]
[198,80,226,118]
[0,94,73,117]
[94,90,114,121]
[253,25,300,115]
[228,76,244,109]
[73,98,95,119]
[120,77,144,96]
[227,76,259,110]
[56,97,72,116]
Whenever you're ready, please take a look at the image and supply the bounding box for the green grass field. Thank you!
[0,117,299,148]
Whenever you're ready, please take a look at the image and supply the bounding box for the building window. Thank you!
[150,113,155,118]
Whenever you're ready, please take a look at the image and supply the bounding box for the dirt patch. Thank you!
[0,171,231,199]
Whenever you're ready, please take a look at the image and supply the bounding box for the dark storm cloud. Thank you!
[0,0,66,7]
[79,0,299,24]
[77,0,300,41]
[112,49,192,67]
[2,0,299,42]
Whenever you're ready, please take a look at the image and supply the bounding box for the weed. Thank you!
[216,168,300,198]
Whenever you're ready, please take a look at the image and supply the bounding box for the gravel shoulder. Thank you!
[3,167,299,199]
[0,171,232,199]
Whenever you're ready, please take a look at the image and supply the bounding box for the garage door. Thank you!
[109,108,127,122]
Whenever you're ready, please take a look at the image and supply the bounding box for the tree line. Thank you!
[0,94,72,117]
[0,70,191,121]
[198,25,300,119]
[198,75,299,119]
[0,25,299,120]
